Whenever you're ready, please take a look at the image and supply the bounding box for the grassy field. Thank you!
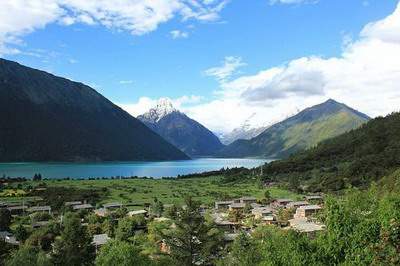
[1,176,301,208]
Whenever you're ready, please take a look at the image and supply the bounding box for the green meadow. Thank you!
[1,176,301,208]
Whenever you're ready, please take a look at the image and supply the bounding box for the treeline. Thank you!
[262,112,400,192]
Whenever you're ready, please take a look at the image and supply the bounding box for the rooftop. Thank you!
[28,206,51,212]
[299,205,322,210]
[103,202,123,208]
[65,201,82,206]
[128,210,147,216]
[72,204,94,210]
[92,234,111,246]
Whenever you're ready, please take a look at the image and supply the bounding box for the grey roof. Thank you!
[103,202,123,208]
[240,196,257,201]
[289,219,325,233]
[92,234,110,246]
[299,205,322,210]
[28,206,51,212]
[65,201,82,206]
[229,203,246,208]
[252,207,273,214]
[94,208,108,216]
[305,195,323,200]
[128,210,147,216]
[0,231,12,239]
[72,204,94,210]
[275,199,293,203]
[7,206,28,211]
[288,201,309,207]
[215,201,234,205]
[32,221,50,228]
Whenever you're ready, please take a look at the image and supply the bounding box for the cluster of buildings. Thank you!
[213,195,325,241]
[1,194,325,249]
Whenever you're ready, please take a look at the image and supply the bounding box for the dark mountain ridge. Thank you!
[0,58,189,162]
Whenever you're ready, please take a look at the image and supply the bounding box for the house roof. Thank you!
[275,199,293,203]
[252,207,273,214]
[128,210,147,216]
[92,234,110,246]
[240,196,257,201]
[7,206,28,210]
[72,204,94,210]
[299,205,321,210]
[215,201,234,205]
[65,201,82,206]
[103,202,123,208]
[305,195,323,200]
[229,203,246,208]
[28,206,51,212]
[288,201,309,207]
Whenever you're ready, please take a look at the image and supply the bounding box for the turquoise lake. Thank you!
[0,158,270,179]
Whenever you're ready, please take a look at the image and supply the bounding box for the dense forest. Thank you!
[261,112,400,192]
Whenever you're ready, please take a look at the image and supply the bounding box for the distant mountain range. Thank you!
[217,99,370,158]
[0,58,189,162]
[138,99,224,156]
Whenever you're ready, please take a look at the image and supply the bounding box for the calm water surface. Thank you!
[0,158,270,179]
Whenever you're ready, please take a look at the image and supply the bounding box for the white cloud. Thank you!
[189,1,400,133]
[123,2,400,134]
[170,30,189,39]
[204,56,246,82]
[0,0,229,55]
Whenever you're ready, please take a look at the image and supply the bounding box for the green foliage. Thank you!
[14,223,28,242]
[115,217,137,242]
[161,197,224,265]
[52,212,94,266]
[95,240,152,266]
[152,197,164,217]
[0,209,11,231]
[5,245,51,266]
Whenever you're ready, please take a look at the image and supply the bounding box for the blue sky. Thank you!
[1,0,400,132]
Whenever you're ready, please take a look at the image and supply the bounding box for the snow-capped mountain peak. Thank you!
[140,98,178,123]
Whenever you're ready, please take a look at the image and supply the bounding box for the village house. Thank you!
[94,208,108,217]
[32,221,51,229]
[128,210,148,217]
[238,196,257,204]
[287,201,309,209]
[92,234,111,253]
[65,201,82,207]
[288,217,325,234]
[252,207,273,219]
[103,202,123,209]
[28,206,51,214]
[294,205,322,219]
[304,195,324,204]
[72,204,94,211]
[272,199,293,208]
[7,205,28,215]
[0,231,19,246]
[229,203,246,211]
[215,200,234,210]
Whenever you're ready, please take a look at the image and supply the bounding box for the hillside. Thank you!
[261,112,400,192]
[217,99,370,158]
[138,99,223,156]
[0,59,189,162]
